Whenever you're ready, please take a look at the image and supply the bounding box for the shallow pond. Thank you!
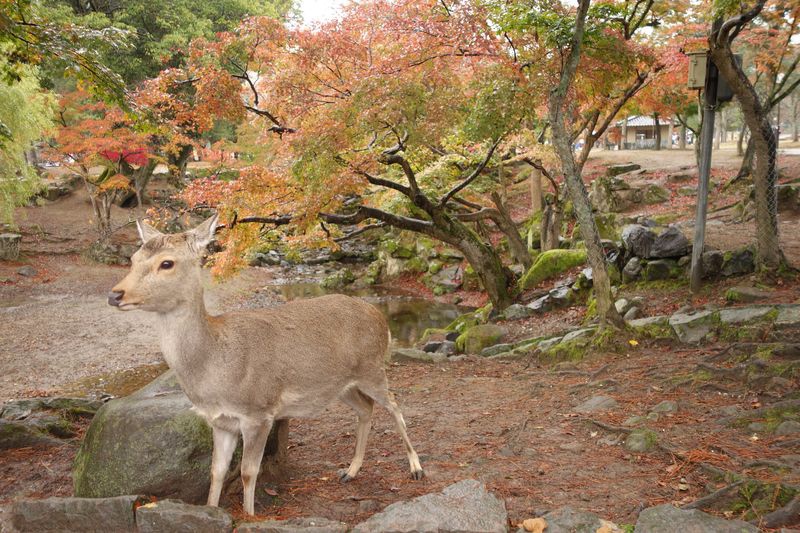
[266,282,467,347]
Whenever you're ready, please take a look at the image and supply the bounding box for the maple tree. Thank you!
[51,90,155,239]
[177,2,542,310]
[494,0,666,325]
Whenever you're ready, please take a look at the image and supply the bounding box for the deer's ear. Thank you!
[136,219,164,243]
[187,213,219,252]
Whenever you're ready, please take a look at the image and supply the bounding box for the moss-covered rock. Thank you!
[519,249,588,290]
[73,371,285,504]
[455,324,507,354]
[625,429,658,452]
[321,268,356,288]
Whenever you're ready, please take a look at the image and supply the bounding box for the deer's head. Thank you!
[108,214,218,313]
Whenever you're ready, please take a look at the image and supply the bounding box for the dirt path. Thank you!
[3,342,796,528]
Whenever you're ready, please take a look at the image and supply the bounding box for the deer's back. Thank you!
[185,294,389,418]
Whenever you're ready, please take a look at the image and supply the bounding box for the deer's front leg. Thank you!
[207,425,238,507]
[240,417,274,516]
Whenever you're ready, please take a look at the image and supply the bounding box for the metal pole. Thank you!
[690,19,722,293]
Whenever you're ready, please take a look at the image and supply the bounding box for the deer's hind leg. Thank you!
[338,386,375,482]
[240,417,274,516]
[356,377,424,480]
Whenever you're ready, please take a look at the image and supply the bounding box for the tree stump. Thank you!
[0,233,22,261]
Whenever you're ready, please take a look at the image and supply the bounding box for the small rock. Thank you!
[16,266,36,277]
[238,516,348,532]
[623,257,643,281]
[391,348,442,363]
[541,507,622,533]
[614,298,631,315]
[527,295,553,313]
[607,163,642,176]
[725,286,773,303]
[669,310,716,344]
[775,420,800,435]
[135,500,233,533]
[625,429,658,453]
[480,343,514,357]
[634,503,758,532]
[501,304,533,321]
[623,307,642,321]
[719,306,774,325]
[456,324,507,354]
[537,337,563,351]
[559,441,584,453]
[421,341,442,353]
[721,248,756,277]
[641,259,679,281]
[0,420,63,449]
[575,395,618,414]
[436,341,457,356]
[548,286,574,308]
[650,400,678,414]
[701,250,724,279]
[623,415,646,427]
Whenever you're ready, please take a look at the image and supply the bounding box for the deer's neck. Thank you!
[156,293,216,375]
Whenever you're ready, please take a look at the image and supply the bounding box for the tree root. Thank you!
[681,481,743,510]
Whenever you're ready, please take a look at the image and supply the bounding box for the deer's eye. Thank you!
[159,260,174,270]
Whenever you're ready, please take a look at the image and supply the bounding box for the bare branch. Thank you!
[439,138,501,207]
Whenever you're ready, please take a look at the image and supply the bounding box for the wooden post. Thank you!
[667,120,675,150]
[620,116,628,150]
[690,20,721,293]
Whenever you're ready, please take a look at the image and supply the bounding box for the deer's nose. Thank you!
[107,290,125,307]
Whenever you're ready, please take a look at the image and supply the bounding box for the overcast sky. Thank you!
[298,0,346,26]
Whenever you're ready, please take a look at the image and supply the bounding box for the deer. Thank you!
[108,214,423,515]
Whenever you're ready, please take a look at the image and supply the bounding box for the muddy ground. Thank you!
[1,147,799,529]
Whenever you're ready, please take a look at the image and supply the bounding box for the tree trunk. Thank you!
[737,123,747,156]
[540,204,561,251]
[168,145,194,188]
[679,124,687,150]
[792,92,799,142]
[454,229,513,310]
[713,111,722,150]
[653,112,661,151]
[546,0,622,327]
[490,193,532,270]
[735,137,754,181]
[711,36,781,269]
[530,165,543,214]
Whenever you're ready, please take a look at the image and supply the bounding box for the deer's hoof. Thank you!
[410,469,425,481]
[338,469,355,483]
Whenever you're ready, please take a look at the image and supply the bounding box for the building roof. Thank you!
[616,115,678,127]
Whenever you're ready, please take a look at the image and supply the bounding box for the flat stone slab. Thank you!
[351,479,507,533]
[561,328,596,344]
[719,306,774,324]
[775,306,800,327]
[669,310,716,343]
[10,495,144,532]
[237,517,348,532]
[628,315,669,327]
[534,507,621,533]
[634,504,758,532]
[135,500,233,533]
[575,395,618,414]
[391,348,447,363]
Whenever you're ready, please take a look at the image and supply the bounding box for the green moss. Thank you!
[455,324,506,354]
[518,248,588,290]
[446,313,479,334]
[421,328,449,342]
[405,256,427,273]
[731,481,798,521]
[541,339,588,362]
[428,260,443,275]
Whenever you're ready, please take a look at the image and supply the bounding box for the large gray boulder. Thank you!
[621,225,655,258]
[649,227,690,258]
[634,504,758,532]
[351,479,507,533]
[135,500,233,533]
[73,370,287,504]
[9,495,144,533]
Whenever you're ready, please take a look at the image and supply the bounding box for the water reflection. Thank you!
[267,282,466,347]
